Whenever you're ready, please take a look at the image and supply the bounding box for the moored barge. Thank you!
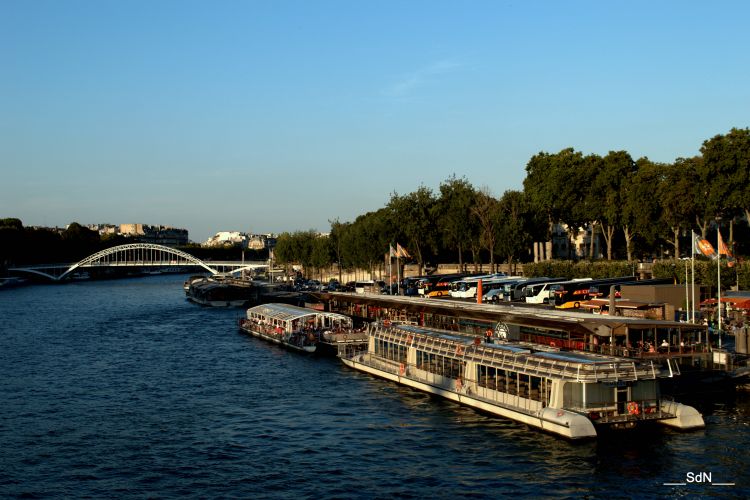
[340,321,704,439]
[239,303,364,354]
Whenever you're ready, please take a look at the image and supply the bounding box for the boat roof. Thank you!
[247,303,349,322]
[318,292,706,337]
[533,351,600,364]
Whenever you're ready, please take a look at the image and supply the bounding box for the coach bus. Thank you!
[552,277,637,309]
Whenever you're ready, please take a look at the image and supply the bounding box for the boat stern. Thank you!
[657,399,705,430]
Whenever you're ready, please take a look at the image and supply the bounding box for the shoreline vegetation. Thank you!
[2,128,748,288]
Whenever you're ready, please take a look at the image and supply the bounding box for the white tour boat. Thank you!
[340,321,705,439]
[239,303,357,354]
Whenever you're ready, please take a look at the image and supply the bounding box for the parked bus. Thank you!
[482,278,530,303]
[500,277,561,302]
[354,280,384,294]
[417,273,466,297]
[424,274,469,298]
[552,276,637,309]
[449,273,510,299]
[522,278,576,304]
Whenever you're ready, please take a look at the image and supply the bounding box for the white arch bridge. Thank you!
[9,243,268,281]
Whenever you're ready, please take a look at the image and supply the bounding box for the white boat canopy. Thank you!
[247,303,352,327]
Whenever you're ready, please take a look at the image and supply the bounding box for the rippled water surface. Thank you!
[1,276,749,498]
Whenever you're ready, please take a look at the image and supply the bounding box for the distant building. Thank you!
[203,231,247,247]
[203,232,276,250]
[552,224,602,260]
[118,223,189,246]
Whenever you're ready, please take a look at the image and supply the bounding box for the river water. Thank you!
[1,275,748,499]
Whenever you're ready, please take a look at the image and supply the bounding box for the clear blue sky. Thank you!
[2,1,749,243]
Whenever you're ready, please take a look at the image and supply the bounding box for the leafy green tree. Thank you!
[656,157,700,258]
[0,219,25,267]
[273,230,319,277]
[60,222,100,261]
[434,175,476,272]
[700,127,750,223]
[575,154,602,260]
[310,234,333,280]
[386,186,437,271]
[621,158,663,261]
[342,210,390,279]
[328,218,350,283]
[523,148,586,261]
[495,190,532,266]
[591,151,636,260]
[471,187,501,272]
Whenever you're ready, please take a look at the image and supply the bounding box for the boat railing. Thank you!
[373,326,661,382]
[349,351,546,415]
[568,397,672,424]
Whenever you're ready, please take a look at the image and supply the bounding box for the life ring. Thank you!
[383,319,391,327]
[473,337,481,345]
[485,328,493,338]
[627,402,640,415]
[399,363,406,376]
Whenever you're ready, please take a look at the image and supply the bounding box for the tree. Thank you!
[434,175,477,272]
[523,148,586,261]
[495,190,532,266]
[591,151,636,260]
[700,127,750,248]
[471,187,501,272]
[657,157,700,258]
[386,186,437,271]
[621,158,663,261]
[310,235,333,280]
[60,222,100,261]
[342,210,390,279]
[328,218,350,283]
[701,128,750,219]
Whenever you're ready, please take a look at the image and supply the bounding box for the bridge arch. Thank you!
[59,243,219,280]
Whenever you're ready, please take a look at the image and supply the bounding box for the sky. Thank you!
[2,1,749,243]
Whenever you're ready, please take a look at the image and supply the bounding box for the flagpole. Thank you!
[397,254,401,295]
[389,245,393,295]
[691,232,695,323]
[685,261,690,321]
[717,226,722,349]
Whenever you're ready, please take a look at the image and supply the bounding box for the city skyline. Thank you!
[2,1,749,242]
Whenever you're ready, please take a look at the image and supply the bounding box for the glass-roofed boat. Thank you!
[239,303,361,354]
[340,321,705,439]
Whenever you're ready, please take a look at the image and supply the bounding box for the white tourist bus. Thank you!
[523,279,580,304]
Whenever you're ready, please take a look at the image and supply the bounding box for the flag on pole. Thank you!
[396,243,411,259]
[717,230,732,257]
[717,230,735,267]
[693,231,717,259]
[389,244,396,258]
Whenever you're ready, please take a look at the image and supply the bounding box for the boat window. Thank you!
[529,376,542,402]
[374,338,406,363]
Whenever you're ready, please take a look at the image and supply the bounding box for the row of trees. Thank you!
[524,127,750,262]
[273,128,749,280]
[4,128,747,283]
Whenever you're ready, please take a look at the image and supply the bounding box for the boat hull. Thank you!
[239,323,316,354]
[341,356,596,440]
